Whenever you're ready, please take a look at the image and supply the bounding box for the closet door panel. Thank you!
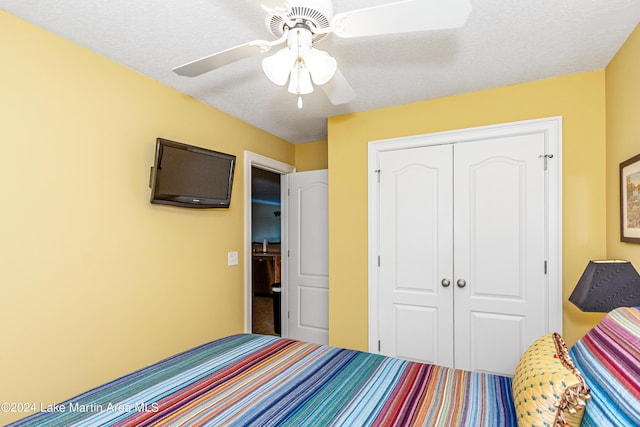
[377,145,454,366]
[453,133,547,375]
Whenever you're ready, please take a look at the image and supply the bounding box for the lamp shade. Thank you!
[262,27,335,102]
[287,62,313,95]
[262,48,296,86]
[569,260,640,312]
[305,48,337,85]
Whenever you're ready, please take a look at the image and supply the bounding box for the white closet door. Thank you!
[286,170,329,345]
[378,145,454,366]
[453,134,547,375]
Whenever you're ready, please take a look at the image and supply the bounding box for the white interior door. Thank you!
[285,170,329,345]
[453,134,547,375]
[370,117,561,377]
[377,145,454,366]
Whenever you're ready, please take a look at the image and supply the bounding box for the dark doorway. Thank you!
[251,167,281,336]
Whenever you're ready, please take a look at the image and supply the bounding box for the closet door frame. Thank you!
[367,116,563,355]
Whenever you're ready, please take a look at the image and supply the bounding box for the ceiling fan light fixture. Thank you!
[287,61,313,95]
[305,48,337,85]
[262,48,295,86]
[175,0,475,110]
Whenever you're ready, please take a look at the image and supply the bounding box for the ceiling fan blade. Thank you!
[257,0,290,14]
[321,68,355,105]
[173,42,269,77]
[332,0,472,38]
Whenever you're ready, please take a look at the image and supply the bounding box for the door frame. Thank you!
[244,151,295,333]
[367,117,563,353]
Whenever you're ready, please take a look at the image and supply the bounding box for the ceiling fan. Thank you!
[173,0,472,108]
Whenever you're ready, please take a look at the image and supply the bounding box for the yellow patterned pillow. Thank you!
[512,333,590,427]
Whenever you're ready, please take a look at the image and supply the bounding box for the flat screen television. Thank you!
[150,138,236,208]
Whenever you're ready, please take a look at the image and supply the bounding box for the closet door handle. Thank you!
[457,279,467,288]
[441,278,451,288]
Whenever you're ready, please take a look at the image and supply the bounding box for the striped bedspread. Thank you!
[569,306,640,427]
[10,335,516,426]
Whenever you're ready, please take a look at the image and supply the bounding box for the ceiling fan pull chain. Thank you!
[296,30,302,95]
[295,29,304,109]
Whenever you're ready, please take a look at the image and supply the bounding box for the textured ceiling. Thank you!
[1,0,639,143]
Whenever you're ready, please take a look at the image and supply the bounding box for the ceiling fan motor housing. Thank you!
[266,0,334,43]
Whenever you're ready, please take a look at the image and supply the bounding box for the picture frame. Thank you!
[620,153,640,243]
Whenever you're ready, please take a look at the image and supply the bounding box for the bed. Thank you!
[9,307,640,427]
[569,306,640,426]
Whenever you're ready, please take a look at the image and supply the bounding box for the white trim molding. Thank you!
[243,151,295,333]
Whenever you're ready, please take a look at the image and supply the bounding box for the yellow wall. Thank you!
[328,71,608,351]
[0,12,294,424]
[295,140,328,171]
[606,25,640,266]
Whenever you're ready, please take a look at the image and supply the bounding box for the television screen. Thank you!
[150,138,236,208]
